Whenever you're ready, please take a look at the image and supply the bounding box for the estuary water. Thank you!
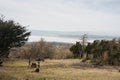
[29,35,94,43]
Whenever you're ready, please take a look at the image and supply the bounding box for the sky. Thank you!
[0,0,120,36]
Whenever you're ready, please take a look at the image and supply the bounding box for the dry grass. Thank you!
[0,59,120,80]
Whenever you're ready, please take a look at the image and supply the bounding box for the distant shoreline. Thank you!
[28,35,113,43]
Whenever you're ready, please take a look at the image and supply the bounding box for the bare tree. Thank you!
[80,34,88,58]
[23,38,53,67]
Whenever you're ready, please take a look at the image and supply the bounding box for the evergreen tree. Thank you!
[0,17,31,58]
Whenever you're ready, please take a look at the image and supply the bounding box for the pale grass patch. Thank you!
[0,59,120,80]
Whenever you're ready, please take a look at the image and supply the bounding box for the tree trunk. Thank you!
[28,57,31,67]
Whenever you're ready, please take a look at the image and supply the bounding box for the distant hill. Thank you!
[31,30,115,40]
[26,41,73,47]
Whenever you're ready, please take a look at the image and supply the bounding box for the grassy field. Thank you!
[0,59,120,80]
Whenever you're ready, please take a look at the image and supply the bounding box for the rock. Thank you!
[31,63,37,68]
[35,68,39,72]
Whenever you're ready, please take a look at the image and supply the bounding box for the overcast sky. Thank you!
[0,0,120,36]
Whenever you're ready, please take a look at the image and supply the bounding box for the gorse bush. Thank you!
[70,38,120,65]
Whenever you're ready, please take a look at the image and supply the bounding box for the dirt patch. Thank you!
[71,62,120,72]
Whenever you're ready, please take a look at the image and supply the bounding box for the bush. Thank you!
[51,46,73,59]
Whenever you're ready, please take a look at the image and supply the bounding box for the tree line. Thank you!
[70,38,120,65]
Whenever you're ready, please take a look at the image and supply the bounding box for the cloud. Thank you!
[0,0,120,35]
